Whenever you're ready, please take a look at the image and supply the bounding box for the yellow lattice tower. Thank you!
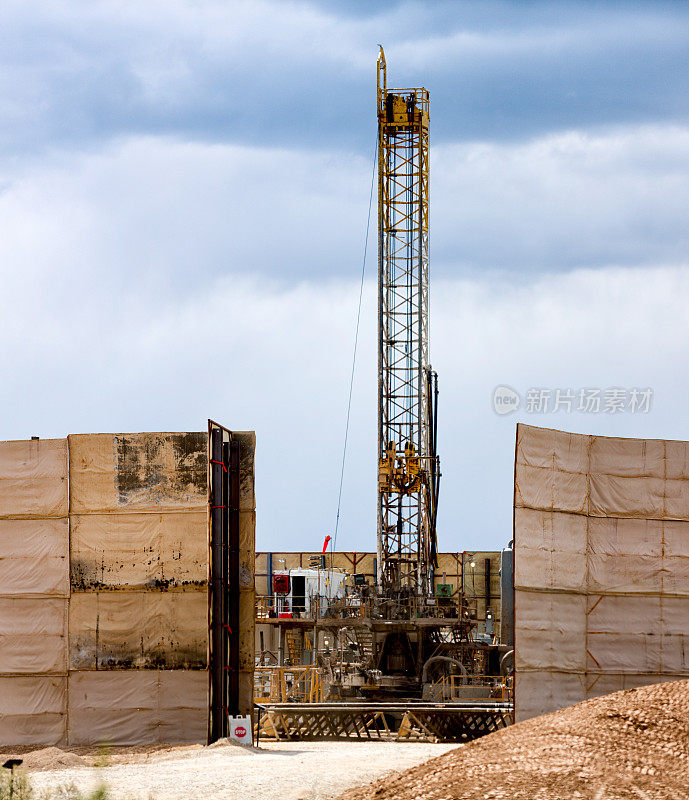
[376,47,437,596]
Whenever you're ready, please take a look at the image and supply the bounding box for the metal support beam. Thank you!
[256,702,513,743]
[208,420,241,743]
[209,426,224,743]
[228,437,241,717]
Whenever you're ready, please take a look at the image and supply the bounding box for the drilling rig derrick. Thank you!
[253,52,511,724]
[376,47,439,601]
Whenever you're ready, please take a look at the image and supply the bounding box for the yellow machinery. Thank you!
[253,53,513,741]
[376,47,439,595]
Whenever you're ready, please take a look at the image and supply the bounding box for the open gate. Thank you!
[207,420,241,742]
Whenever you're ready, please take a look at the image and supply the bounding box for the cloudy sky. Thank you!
[2,0,689,554]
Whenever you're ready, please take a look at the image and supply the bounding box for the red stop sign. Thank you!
[235,726,246,738]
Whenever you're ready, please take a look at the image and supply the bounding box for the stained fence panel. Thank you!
[70,511,207,589]
[68,433,207,514]
[69,590,207,670]
[0,430,255,746]
[515,424,689,722]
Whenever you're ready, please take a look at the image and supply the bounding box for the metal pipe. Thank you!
[485,557,491,619]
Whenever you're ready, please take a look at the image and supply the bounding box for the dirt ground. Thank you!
[16,679,689,799]
[18,740,458,800]
[339,679,689,800]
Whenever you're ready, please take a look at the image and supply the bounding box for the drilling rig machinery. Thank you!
[376,46,440,604]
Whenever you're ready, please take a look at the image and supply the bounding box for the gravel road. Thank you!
[27,740,458,800]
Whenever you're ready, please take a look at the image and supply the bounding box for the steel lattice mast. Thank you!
[376,48,438,597]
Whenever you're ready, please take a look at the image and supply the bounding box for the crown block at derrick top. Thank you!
[68,433,207,514]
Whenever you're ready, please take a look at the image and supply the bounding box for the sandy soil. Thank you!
[23,740,458,800]
[339,679,689,800]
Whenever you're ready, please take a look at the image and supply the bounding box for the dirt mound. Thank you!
[206,737,256,754]
[14,747,87,771]
[339,679,689,800]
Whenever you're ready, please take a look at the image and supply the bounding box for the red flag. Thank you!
[322,535,331,554]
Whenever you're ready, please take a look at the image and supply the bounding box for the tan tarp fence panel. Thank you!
[68,671,206,745]
[0,598,68,673]
[0,430,256,746]
[0,438,68,518]
[236,431,256,716]
[0,677,66,746]
[69,591,208,670]
[0,519,69,596]
[0,439,69,745]
[67,432,211,745]
[70,511,207,589]
[514,424,689,722]
[68,433,206,514]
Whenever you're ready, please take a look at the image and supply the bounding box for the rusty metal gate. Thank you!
[208,420,241,742]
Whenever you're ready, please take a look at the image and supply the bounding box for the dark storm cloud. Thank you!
[3,0,689,552]
[2,0,689,159]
